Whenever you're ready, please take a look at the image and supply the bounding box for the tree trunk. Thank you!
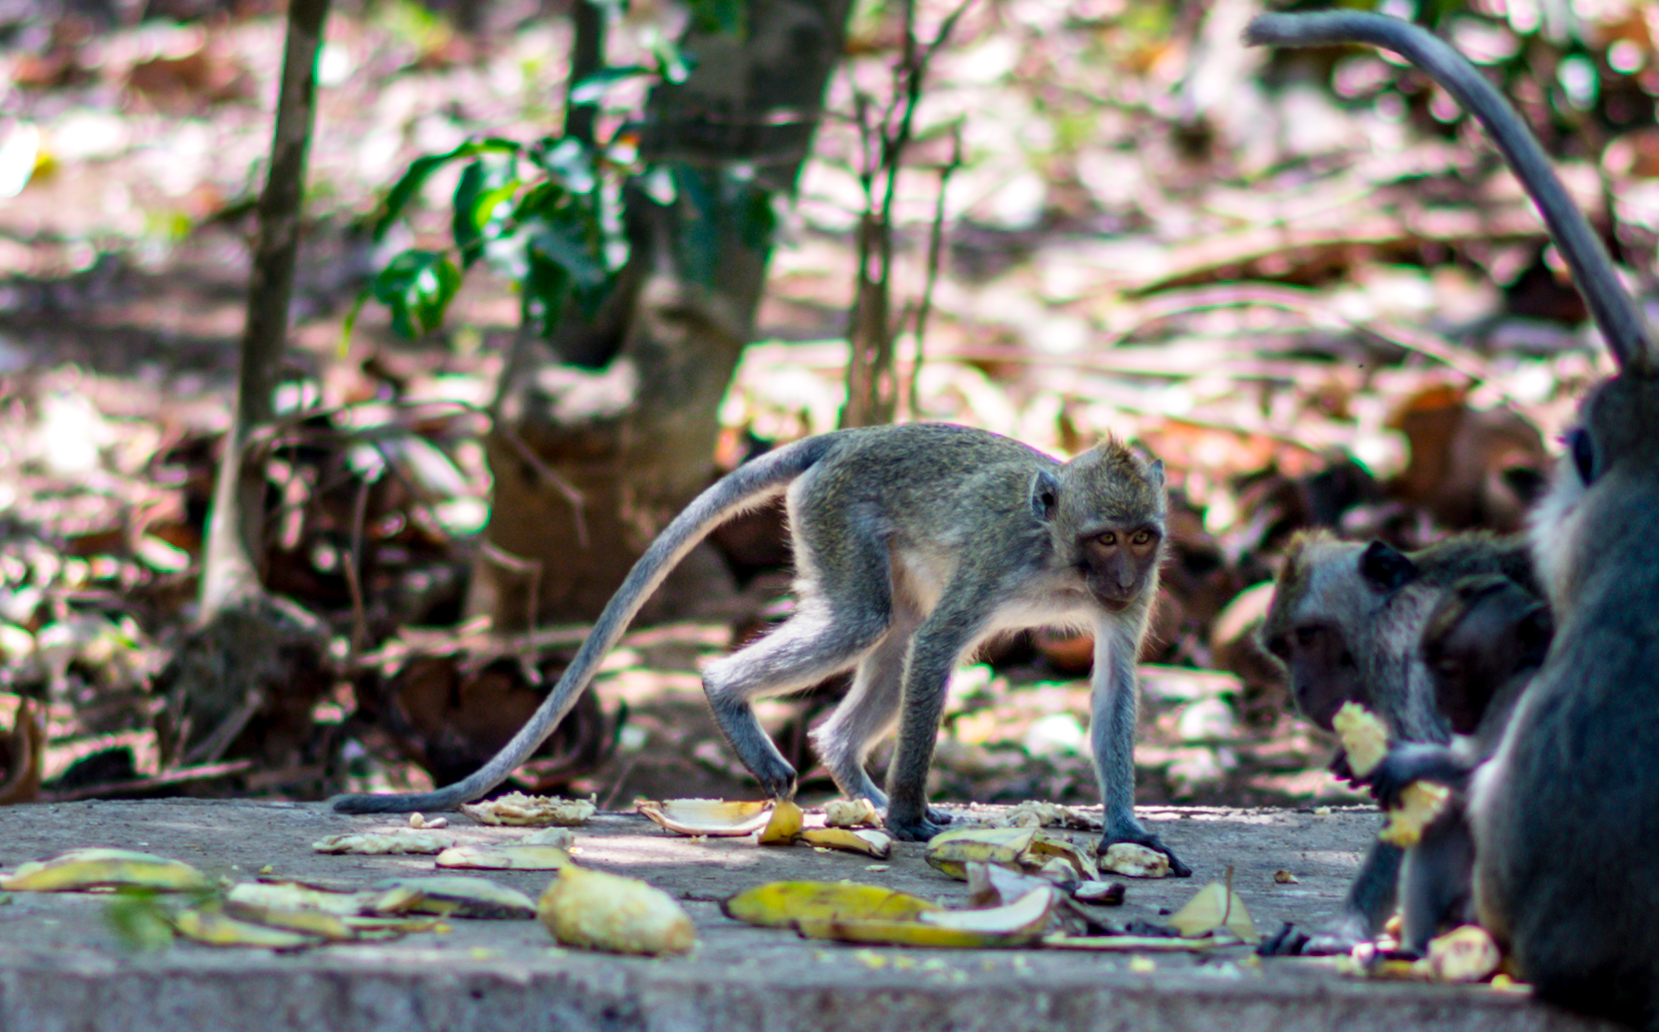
[159,0,334,778]
[466,0,853,629]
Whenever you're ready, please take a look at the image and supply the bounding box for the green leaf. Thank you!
[451,156,520,268]
[371,137,522,241]
[569,65,654,105]
[371,250,463,338]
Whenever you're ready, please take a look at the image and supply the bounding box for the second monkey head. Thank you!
[1033,440,1167,613]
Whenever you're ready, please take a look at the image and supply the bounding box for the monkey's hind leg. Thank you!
[809,603,953,826]
[704,589,894,800]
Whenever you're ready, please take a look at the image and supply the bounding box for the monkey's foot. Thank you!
[885,811,944,842]
[1297,912,1371,956]
[1100,827,1193,878]
[752,764,798,802]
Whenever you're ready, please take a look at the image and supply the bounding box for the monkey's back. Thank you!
[784,424,1066,612]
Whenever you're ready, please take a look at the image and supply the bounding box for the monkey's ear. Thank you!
[1147,458,1165,488]
[1030,469,1060,521]
[1359,540,1417,592]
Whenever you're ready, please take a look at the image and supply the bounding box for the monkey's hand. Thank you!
[1360,744,1469,810]
[1328,747,1357,783]
[1100,825,1193,878]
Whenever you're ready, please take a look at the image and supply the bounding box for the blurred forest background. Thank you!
[0,0,1652,812]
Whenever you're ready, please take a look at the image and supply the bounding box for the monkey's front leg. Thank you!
[1092,615,1193,877]
[883,615,973,842]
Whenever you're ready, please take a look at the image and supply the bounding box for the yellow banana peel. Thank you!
[924,827,1038,879]
[0,848,212,892]
[637,798,772,837]
[434,844,574,870]
[758,800,805,844]
[173,908,320,949]
[798,827,892,858]
[721,881,941,928]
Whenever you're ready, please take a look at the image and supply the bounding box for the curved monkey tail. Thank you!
[1244,10,1656,375]
[330,434,839,814]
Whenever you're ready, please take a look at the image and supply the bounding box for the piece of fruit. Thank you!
[312,831,455,855]
[173,908,320,949]
[1333,702,1390,775]
[460,793,595,827]
[0,849,212,892]
[758,800,804,844]
[795,887,1059,948]
[721,881,941,928]
[1099,843,1171,878]
[636,798,772,837]
[798,827,892,859]
[222,900,357,941]
[1427,925,1501,983]
[369,877,537,919]
[1333,702,1450,847]
[537,866,696,955]
[823,798,880,828]
[227,881,377,917]
[1026,835,1099,881]
[435,845,574,871]
[924,827,1038,879]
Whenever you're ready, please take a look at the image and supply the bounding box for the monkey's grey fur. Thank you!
[1260,531,1536,952]
[334,424,1185,871]
[1249,11,1659,1026]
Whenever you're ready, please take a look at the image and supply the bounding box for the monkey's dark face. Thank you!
[1265,621,1365,730]
[1262,535,1423,732]
[1078,524,1162,611]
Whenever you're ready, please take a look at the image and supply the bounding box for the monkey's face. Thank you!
[1077,524,1162,610]
[1262,535,1421,731]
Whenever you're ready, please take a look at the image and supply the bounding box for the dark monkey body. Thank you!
[1359,575,1551,955]
[335,424,1186,870]
[1260,531,1537,951]
[1250,11,1659,1027]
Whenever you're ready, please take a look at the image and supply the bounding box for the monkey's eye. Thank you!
[1565,427,1595,485]
[1096,532,1117,547]
[1130,529,1154,546]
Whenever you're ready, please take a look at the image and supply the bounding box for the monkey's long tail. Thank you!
[331,434,841,814]
[1244,10,1656,375]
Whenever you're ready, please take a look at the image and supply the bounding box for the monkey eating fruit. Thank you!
[1353,575,1549,956]
[334,424,1188,874]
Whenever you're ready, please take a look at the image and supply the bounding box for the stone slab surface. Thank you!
[0,800,1617,1032]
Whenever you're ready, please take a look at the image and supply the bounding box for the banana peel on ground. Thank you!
[796,886,1063,948]
[724,877,1062,948]
[460,792,596,827]
[434,844,573,870]
[798,827,894,859]
[637,798,773,837]
[722,881,942,928]
[925,827,1097,882]
[0,849,213,892]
